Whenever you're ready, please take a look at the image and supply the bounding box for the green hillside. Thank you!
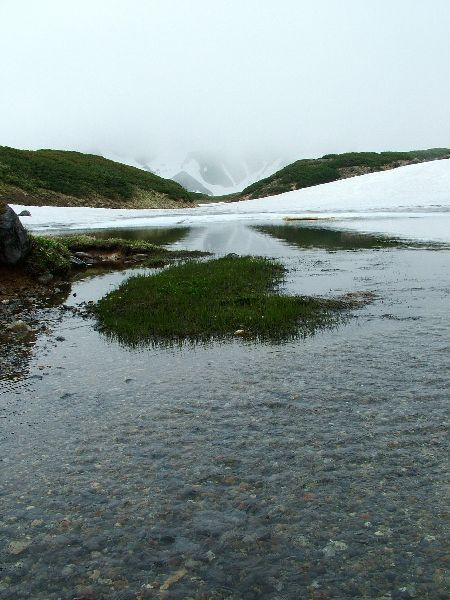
[240,148,450,199]
[1,146,448,208]
[0,146,200,208]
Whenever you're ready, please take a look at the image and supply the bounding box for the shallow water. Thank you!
[1,222,449,599]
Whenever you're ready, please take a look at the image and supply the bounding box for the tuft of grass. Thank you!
[25,235,71,275]
[58,234,207,262]
[94,256,348,346]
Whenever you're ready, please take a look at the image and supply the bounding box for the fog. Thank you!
[1,0,449,162]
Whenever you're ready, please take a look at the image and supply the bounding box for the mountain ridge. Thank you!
[236,149,450,200]
[1,145,448,209]
[0,146,201,209]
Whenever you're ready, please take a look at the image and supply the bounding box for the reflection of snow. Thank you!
[12,160,450,243]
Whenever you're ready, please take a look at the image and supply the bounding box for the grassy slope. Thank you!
[95,256,346,345]
[0,146,203,208]
[1,146,448,208]
[237,148,450,200]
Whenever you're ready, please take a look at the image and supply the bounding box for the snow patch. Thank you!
[12,159,450,243]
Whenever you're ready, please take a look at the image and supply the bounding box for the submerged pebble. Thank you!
[0,225,448,599]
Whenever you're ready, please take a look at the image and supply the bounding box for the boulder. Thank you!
[0,204,30,265]
[18,210,31,217]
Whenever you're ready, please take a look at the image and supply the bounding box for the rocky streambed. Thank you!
[0,221,449,599]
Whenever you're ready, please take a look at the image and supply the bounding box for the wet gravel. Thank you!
[0,223,449,599]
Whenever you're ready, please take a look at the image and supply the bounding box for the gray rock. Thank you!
[73,251,96,265]
[70,256,87,267]
[8,539,32,555]
[322,540,348,557]
[18,210,31,217]
[6,320,32,334]
[74,251,94,260]
[132,253,149,260]
[0,204,30,265]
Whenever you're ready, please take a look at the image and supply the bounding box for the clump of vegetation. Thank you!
[25,235,71,275]
[22,234,207,277]
[0,146,202,207]
[241,148,450,199]
[95,256,349,345]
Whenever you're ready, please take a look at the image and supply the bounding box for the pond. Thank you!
[1,221,449,599]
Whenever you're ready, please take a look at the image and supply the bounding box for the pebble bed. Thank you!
[0,223,449,599]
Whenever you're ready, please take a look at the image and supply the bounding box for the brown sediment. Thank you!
[0,266,48,300]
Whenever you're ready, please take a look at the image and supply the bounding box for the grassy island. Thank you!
[95,256,349,345]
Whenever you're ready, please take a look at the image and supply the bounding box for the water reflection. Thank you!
[65,226,190,246]
[96,310,347,350]
[254,223,414,250]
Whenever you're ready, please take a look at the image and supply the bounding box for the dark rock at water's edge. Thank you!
[18,209,32,217]
[0,204,30,265]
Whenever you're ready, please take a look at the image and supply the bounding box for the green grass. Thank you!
[23,234,207,277]
[0,146,199,205]
[25,236,72,275]
[241,148,450,199]
[58,234,207,261]
[95,256,348,346]
[2,145,447,207]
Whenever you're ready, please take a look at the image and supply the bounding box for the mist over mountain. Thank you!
[1,1,448,173]
[102,149,290,196]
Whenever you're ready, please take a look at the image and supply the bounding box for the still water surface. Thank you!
[1,222,449,599]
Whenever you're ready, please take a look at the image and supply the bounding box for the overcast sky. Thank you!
[0,0,449,161]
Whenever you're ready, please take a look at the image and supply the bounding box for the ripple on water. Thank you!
[0,225,449,599]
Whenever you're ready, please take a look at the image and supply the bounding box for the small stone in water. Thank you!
[6,320,32,334]
[159,569,187,591]
[31,519,44,527]
[322,540,348,557]
[8,540,31,555]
